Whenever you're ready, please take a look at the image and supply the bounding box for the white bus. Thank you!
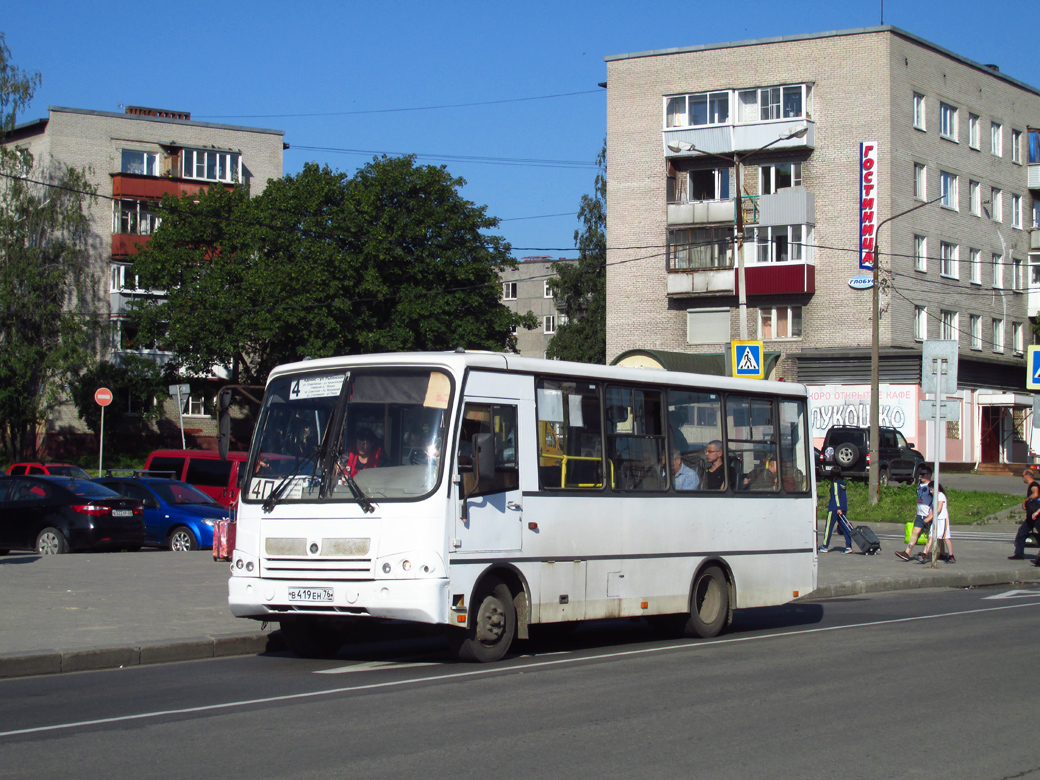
[228,351,817,661]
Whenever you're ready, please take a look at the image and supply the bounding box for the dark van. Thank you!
[143,449,248,509]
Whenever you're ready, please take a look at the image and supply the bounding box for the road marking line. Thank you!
[316,660,439,674]
[982,588,1040,600]
[4,599,1039,739]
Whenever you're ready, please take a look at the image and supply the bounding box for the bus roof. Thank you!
[265,351,808,398]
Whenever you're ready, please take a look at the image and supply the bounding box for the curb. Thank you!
[0,631,284,680]
[803,568,1040,600]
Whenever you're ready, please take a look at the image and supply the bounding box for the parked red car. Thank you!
[6,463,92,479]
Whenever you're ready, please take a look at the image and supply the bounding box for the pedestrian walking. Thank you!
[920,481,955,564]
[1010,468,1040,561]
[819,466,852,554]
[896,466,933,562]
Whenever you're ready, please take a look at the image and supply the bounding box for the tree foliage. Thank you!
[68,355,168,436]
[0,36,103,460]
[131,158,533,384]
[546,142,606,364]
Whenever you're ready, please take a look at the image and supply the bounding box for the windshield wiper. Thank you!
[329,444,376,514]
[261,446,322,513]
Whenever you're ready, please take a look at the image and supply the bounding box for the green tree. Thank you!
[0,35,103,460]
[546,142,606,364]
[131,158,533,384]
[68,355,169,436]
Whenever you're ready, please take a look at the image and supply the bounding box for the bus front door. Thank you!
[454,400,522,552]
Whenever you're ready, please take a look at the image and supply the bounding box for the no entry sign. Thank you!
[94,387,113,407]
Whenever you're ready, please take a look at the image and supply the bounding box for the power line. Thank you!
[291,145,597,169]
[194,90,604,120]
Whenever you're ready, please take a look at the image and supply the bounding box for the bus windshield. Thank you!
[246,368,453,503]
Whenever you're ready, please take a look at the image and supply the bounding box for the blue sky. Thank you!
[4,0,1037,260]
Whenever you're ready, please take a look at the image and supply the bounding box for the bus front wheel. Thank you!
[687,566,728,638]
[450,577,516,663]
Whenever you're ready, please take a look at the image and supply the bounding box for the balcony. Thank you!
[667,267,735,296]
[739,262,815,296]
[758,188,815,227]
[112,233,152,257]
[664,120,814,160]
[667,195,759,227]
[111,173,226,200]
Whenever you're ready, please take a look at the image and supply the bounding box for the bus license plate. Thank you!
[288,587,334,603]
[111,509,133,517]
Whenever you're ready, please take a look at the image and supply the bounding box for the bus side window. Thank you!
[458,403,518,497]
[668,390,724,491]
[535,379,603,490]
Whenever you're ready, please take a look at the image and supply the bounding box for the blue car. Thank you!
[94,477,230,551]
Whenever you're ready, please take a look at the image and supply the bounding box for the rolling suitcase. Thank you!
[213,518,236,561]
[849,524,881,555]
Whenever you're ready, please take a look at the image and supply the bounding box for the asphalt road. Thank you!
[2,584,1039,780]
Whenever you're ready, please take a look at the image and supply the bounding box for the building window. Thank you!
[992,318,1004,352]
[940,242,959,279]
[760,163,801,194]
[544,280,554,298]
[1014,322,1025,355]
[502,282,517,300]
[968,114,980,149]
[737,85,804,122]
[914,306,927,341]
[181,148,241,183]
[913,163,926,200]
[1012,194,1022,229]
[969,248,981,285]
[991,122,1003,157]
[914,235,927,272]
[746,224,810,264]
[939,171,958,210]
[1031,257,1040,288]
[759,306,802,339]
[543,315,556,335]
[939,103,958,140]
[110,263,140,292]
[1012,130,1022,163]
[182,394,207,417]
[668,227,733,271]
[665,91,730,127]
[1014,258,1025,290]
[683,167,730,202]
[990,188,1002,221]
[113,199,160,235]
[913,93,926,130]
[940,310,958,341]
[970,315,982,350]
[993,253,1004,288]
[120,149,158,176]
[969,180,980,216]
[1034,202,1040,229]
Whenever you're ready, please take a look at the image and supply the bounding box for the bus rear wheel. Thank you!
[279,619,344,658]
[450,577,516,663]
[687,566,728,638]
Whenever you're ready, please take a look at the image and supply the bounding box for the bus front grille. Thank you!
[262,557,373,580]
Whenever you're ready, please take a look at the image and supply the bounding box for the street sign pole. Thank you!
[921,340,958,567]
[94,387,113,477]
[169,383,191,449]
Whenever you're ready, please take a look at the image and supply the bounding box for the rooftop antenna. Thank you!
[881,0,884,24]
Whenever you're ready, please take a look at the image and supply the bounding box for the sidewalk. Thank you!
[1,522,1038,679]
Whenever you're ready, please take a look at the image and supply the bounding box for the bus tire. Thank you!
[687,566,728,638]
[450,577,516,662]
[280,619,344,659]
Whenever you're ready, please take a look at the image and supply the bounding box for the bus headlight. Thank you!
[375,552,445,579]
[232,550,260,577]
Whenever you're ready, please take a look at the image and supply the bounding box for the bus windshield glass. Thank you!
[246,368,453,503]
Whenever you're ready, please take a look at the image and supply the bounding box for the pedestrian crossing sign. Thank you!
[1027,345,1040,390]
[732,340,765,379]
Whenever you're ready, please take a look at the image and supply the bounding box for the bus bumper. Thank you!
[228,576,451,625]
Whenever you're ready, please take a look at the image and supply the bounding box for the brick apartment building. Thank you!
[499,256,574,357]
[4,106,285,451]
[604,26,1040,466]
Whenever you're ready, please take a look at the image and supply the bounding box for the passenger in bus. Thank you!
[702,440,726,490]
[744,456,779,491]
[340,428,383,479]
[671,450,700,491]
